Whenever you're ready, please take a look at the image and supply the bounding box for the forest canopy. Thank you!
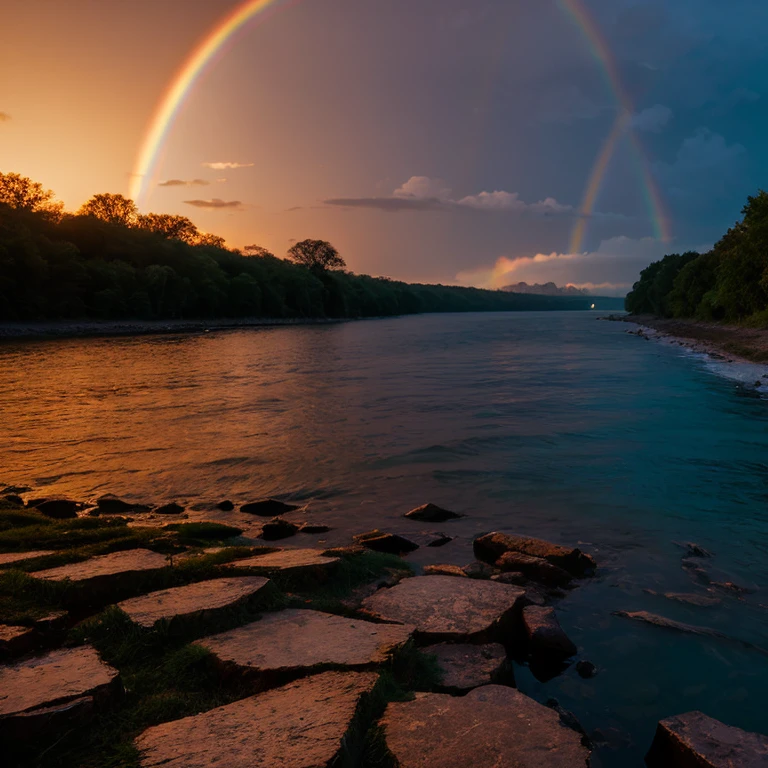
[0,172,601,322]
[625,190,768,324]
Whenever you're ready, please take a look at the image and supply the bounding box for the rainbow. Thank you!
[558,0,671,252]
[129,0,289,208]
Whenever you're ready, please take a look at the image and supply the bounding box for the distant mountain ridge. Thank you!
[501,282,590,296]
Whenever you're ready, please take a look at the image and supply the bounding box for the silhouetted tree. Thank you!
[78,193,138,226]
[0,172,63,220]
[137,213,199,244]
[242,244,274,258]
[286,239,345,271]
[195,232,226,248]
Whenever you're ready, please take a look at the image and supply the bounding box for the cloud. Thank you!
[0,112,10,122]
[202,161,254,170]
[631,104,673,133]
[183,198,243,210]
[456,236,677,295]
[326,176,572,216]
[158,178,210,187]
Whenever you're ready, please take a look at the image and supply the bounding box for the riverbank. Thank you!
[0,317,346,341]
[605,313,768,365]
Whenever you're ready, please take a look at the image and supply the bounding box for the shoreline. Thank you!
[0,316,346,341]
[605,314,768,367]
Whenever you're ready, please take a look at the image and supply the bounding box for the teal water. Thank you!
[1,311,767,764]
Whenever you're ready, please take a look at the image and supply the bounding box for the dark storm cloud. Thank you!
[184,198,242,210]
[159,179,210,187]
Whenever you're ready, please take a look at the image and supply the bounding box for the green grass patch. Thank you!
[0,569,71,623]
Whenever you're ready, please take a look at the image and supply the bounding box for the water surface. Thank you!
[2,312,767,765]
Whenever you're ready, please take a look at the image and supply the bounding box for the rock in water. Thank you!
[646,711,768,767]
[422,643,512,693]
[240,499,299,516]
[381,685,591,767]
[0,646,121,744]
[496,552,572,587]
[299,522,332,534]
[152,502,185,515]
[423,564,467,578]
[361,574,524,643]
[135,671,379,767]
[523,606,578,658]
[117,576,272,629]
[404,503,463,522]
[216,500,234,511]
[96,495,150,514]
[32,498,81,519]
[260,517,299,541]
[354,530,420,555]
[576,660,598,679]
[474,532,596,577]
[195,609,412,678]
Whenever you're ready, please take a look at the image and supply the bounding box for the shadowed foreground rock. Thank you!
[646,711,768,767]
[30,498,82,519]
[229,548,339,580]
[33,549,169,600]
[0,624,36,657]
[0,646,121,743]
[195,608,413,678]
[0,550,55,567]
[405,503,462,522]
[496,551,573,586]
[361,575,524,643]
[474,532,596,578]
[354,529,420,554]
[117,576,272,628]
[381,685,591,767]
[423,642,512,693]
[240,498,299,516]
[135,670,379,767]
[523,605,578,658]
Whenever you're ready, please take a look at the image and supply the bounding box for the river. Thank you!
[1,311,767,765]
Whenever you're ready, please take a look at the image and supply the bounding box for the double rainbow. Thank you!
[130,0,672,251]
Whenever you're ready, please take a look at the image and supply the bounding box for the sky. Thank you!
[1,0,766,294]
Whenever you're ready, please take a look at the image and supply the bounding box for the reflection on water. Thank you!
[1,312,767,765]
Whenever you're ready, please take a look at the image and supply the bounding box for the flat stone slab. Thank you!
[196,609,413,677]
[229,548,339,579]
[523,606,578,658]
[136,670,378,767]
[423,643,511,692]
[646,711,768,767]
[117,576,272,628]
[0,625,36,656]
[0,646,120,742]
[361,575,524,643]
[0,551,55,567]
[381,685,591,767]
[33,549,169,586]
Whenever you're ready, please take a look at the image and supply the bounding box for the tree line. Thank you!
[0,172,595,322]
[626,190,768,324]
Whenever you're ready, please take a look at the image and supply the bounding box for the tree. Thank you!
[78,193,138,226]
[0,172,63,220]
[286,239,345,271]
[194,232,227,248]
[242,244,274,258]
[137,213,199,244]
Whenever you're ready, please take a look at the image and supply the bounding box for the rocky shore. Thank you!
[1,490,766,766]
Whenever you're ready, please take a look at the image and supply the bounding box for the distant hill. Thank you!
[501,281,590,296]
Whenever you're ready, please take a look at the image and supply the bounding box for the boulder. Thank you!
[1,485,31,495]
[196,609,412,680]
[299,522,332,534]
[153,502,185,515]
[644,589,721,607]
[423,643,512,693]
[496,551,572,587]
[425,532,453,548]
[240,499,299,516]
[404,503,462,522]
[260,517,299,541]
[216,500,234,511]
[491,571,527,585]
[0,625,36,657]
[229,548,339,581]
[463,560,497,579]
[3,494,23,506]
[354,530,419,555]
[423,564,467,578]
[361,574,524,644]
[96,495,150,514]
[381,685,591,767]
[0,551,55,568]
[32,498,81,519]
[323,545,365,558]
[0,646,121,744]
[576,660,598,679]
[523,606,577,658]
[117,576,272,629]
[474,532,596,578]
[135,671,379,768]
[646,711,768,767]
[33,549,170,601]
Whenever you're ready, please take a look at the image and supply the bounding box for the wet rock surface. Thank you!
[644,589,721,607]
[404,503,462,522]
[152,502,185,515]
[135,670,379,768]
[423,563,468,578]
[646,711,768,767]
[354,529,420,554]
[423,642,512,693]
[117,576,272,628]
[496,551,573,586]
[0,646,120,742]
[196,608,413,677]
[96,495,150,514]
[260,517,299,540]
[381,685,592,767]
[229,548,339,579]
[240,498,299,516]
[361,574,524,643]
[523,605,578,658]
